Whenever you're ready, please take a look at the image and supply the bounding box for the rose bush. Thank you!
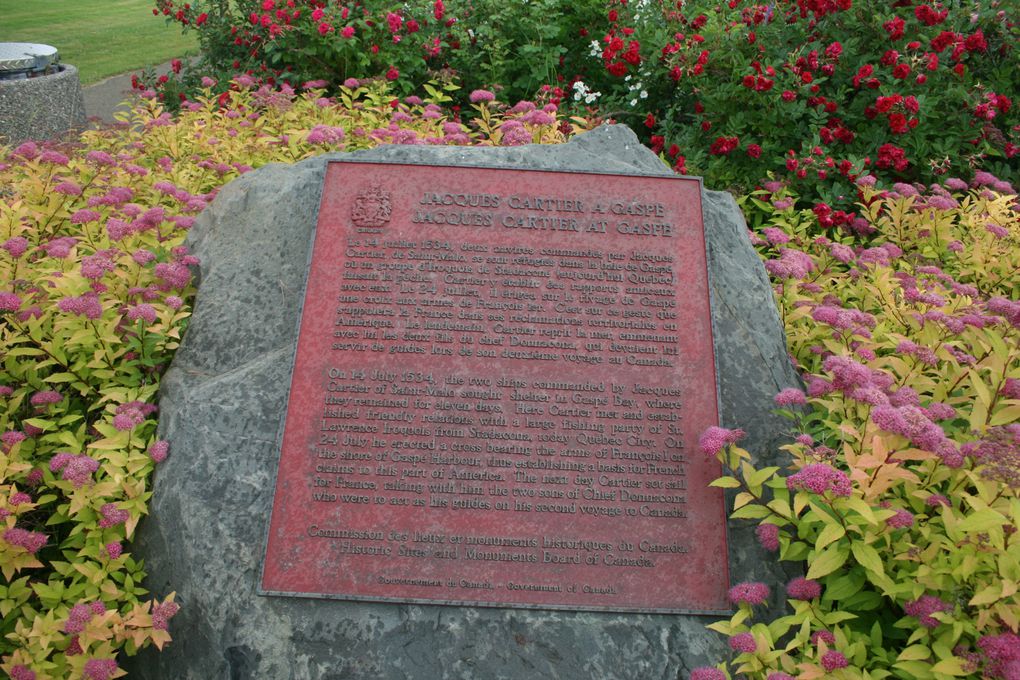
[147,0,603,107]
[146,1,1018,214]
[580,1,1018,215]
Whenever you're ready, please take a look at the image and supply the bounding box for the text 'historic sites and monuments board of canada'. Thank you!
[260,161,730,613]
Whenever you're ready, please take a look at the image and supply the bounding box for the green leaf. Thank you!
[930,657,968,676]
[822,611,858,625]
[843,497,877,524]
[816,523,846,551]
[23,418,53,432]
[807,545,850,579]
[709,476,741,489]
[894,661,936,679]
[783,541,810,562]
[44,372,80,384]
[851,542,884,575]
[969,583,1001,606]
[746,466,779,488]
[731,504,772,520]
[958,509,1006,533]
[823,573,864,601]
[898,645,933,662]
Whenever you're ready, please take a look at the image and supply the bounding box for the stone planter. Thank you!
[0,56,86,145]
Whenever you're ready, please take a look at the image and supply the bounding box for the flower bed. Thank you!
[0,82,579,679]
[1,76,1017,678]
[693,178,1019,679]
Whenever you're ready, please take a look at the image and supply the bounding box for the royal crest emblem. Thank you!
[350,184,392,228]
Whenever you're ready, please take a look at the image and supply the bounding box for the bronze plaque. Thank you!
[260,161,729,613]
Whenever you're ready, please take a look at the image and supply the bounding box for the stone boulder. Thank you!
[129,124,800,680]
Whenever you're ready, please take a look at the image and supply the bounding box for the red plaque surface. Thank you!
[260,161,729,613]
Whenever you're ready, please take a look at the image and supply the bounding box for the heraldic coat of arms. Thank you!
[350,184,392,228]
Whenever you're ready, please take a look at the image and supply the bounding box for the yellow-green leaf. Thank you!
[816,523,846,551]
[851,542,884,575]
[898,645,933,662]
[843,497,877,524]
[969,584,1001,606]
[807,545,850,579]
[958,509,1006,533]
[930,657,968,676]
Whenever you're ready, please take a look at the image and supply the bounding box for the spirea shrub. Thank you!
[695,179,1019,679]
[0,82,584,678]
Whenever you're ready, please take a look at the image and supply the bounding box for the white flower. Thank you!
[640,90,648,99]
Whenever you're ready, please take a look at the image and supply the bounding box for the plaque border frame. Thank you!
[256,159,731,616]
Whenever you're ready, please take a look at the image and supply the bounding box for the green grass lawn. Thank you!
[0,0,197,85]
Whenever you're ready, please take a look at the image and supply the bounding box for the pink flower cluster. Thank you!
[764,248,816,279]
[755,523,780,551]
[773,388,807,407]
[821,650,849,671]
[886,508,914,529]
[0,291,21,311]
[112,400,157,432]
[126,303,158,324]
[964,426,1020,490]
[1,236,28,258]
[786,463,852,497]
[786,577,822,600]
[64,600,106,634]
[82,659,119,680]
[50,452,100,488]
[698,426,745,457]
[728,581,770,606]
[811,630,836,646]
[871,404,960,465]
[152,600,181,631]
[729,632,757,653]
[3,527,47,553]
[904,594,953,628]
[811,304,876,335]
[80,252,117,280]
[1,430,27,452]
[97,503,129,529]
[58,293,103,320]
[689,668,725,680]
[29,390,62,406]
[306,125,345,145]
[149,440,170,463]
[9,665,35,680]
[978,633,1020,680]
